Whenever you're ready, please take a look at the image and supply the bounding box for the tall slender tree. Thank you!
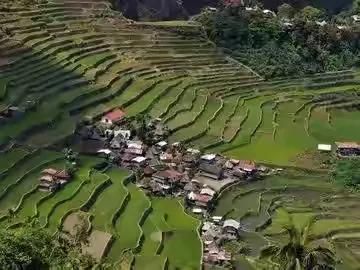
[260,209,336,270]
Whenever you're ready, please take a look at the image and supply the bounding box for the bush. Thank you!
[332,159,360,188]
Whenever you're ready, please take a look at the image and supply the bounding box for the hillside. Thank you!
[0,0,359,166]
[0,0,360,269]
[110,0,354,21]
[112,0,219,21]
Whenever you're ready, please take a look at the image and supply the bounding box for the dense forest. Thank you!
[195,1,360,78]
[110,0,355,21]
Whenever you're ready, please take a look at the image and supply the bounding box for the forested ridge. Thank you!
[195,2,360,78]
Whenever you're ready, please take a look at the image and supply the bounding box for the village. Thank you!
[37,107,360,267]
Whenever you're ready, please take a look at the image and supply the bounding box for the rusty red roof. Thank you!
[103,109,126,122]
[194,194,212,203]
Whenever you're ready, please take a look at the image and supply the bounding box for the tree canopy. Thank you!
[260,209,336,270]
[332,159,360,188]
[194,4,360,78]
[0,226,97,269]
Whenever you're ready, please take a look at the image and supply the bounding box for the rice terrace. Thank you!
[0,0,360,269]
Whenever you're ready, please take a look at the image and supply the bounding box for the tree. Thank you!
[260,209,336,270]
[65,161,77,176]
[277,3,295,19]
[0,226,98,269]
[353,0,360,13]
[63,148,79,163]
[297,6,325,21]
[332,159,360,188]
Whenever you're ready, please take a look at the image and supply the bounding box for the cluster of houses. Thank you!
[201,217,241,265]
[39,168,71,192]
[318,141,360,158]
[75,108,266,213]
[72,108,271,266]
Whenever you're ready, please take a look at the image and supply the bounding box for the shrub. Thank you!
[332,159,360,188]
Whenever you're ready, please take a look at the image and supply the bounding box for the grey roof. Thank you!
[199,163,223,177]
[223,219,240,230]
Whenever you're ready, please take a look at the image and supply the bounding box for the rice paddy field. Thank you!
[0,148,201,269]
[0,0,360,269]
[0,0,359,168]
[214,171,360,270]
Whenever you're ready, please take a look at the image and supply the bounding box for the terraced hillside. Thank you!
[0,0,360,167]
[0,146,201,269]
[215,171,360,270]
[0,1,360,269]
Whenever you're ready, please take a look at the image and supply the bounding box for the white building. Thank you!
[318,144,332,152]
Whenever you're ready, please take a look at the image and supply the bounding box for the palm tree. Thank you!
[260,209,336,270]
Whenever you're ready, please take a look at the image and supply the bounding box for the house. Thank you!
[316,20,327,27]
[203,249,232,264]
[192,208,205,214]
[156,141,167,150]
[237,160,256,174]
[187,148,201,155]
[159,152,174,164]
[318,144,332,152]
[200,187,216,197]
[125,148,143,155]
[154,124,168,141]
[208,7,217,12]
[110,135,125,149]
[336,142,360,157]
[202,221,214,232]
[232,168,246,179]
[245,7,257,12]
[337,25,348,30]
[352,15,360,22]
[212,216,223,224]
[188,192,213,208]
[127,141,143,149]
[124,141,144,155]
[97,149,113,157]
[39,175,59,192]
[182,153,199,169]
[222,219,241,238]
[121,153,136,162]
[143,166,156,177]
[132,156,147,166]
[42,168,71,181]
[200,154,216,163]
[224,160,234,169]
[263,9,276,17]
[101,109,126,125]
[152,169,183,185]
[282,22,294,28]
[148,181,166,196]
[114,129,131,140]
[39,168,71,192]
[199,163,223,180]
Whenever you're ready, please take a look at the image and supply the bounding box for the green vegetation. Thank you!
[0,0,359,269]
[214,171,360,269]
[0,148,201,267]
[195,3,360,78]
[260,209,336,270]
[0,226,96,269]
[0,78,7,100]
[332,159,360,188]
